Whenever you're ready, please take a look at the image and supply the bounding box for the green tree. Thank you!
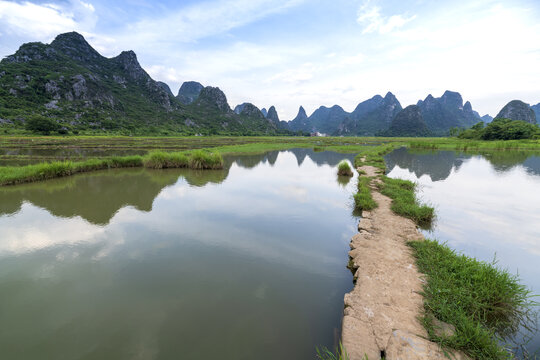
[25,115,60,135]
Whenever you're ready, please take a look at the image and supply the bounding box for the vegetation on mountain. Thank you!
[176,81,203,105]
[380,105,430,137]
[0,32,283,136]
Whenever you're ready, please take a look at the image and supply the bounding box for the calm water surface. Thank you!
[0,149,358,360]
[385,147,540,355]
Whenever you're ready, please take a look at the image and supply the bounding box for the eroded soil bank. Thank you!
[342,164,465,360]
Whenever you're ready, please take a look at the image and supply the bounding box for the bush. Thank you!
[25,115,60,135]
[457,119,540,140]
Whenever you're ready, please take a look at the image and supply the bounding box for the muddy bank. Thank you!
[341,164,465,360]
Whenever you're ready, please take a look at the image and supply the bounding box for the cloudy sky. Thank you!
[0,0,539,119]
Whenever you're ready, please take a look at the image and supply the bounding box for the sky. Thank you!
[0,0,539,120]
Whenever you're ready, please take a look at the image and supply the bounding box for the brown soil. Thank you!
[341,165,466,360]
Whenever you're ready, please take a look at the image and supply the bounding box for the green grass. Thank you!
[0,150,223,185]
[354,176,377,211]
[337,160,354,176]
[188,150,224,169]
[408,138,540,151]
[354,143,402,171]
[378,176,434,229]
[142,151,189,169]
[0,157,144,185]
[316,343,350,360]
[409,239,537,359]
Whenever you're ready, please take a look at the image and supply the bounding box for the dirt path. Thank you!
[341,165,463,360]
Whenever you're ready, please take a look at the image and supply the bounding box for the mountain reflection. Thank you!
[0,149,356,225]
[385,147,540,181]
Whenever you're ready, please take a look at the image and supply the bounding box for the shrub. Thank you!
[25,115,60,135]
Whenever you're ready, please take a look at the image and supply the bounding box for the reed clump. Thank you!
[188,150,224,169]
[337,160,354,176]
[143,151,189,169]
[409,239,537,359]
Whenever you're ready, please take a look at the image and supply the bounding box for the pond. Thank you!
[0,149,357,360]
[385,147,540,356]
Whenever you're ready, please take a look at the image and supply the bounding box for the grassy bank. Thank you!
[409,239,536,359]
[354,176,377,211]
[0,150,224,186]
[378,176,434,229]
[408,138,540,151]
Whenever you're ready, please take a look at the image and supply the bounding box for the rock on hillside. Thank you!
[495,100,537,124]
[266,106,280,124]
[157,81,174,97]
[383,105,430,137]
[238,103,264,119]
[288,106,309,131]
[177,81,203,105]
[531,103,540,122]
[234,103,246,114]
[193,86,231,113]
[416,91,481,134]
[481,114,493,123]
[337,92,402,136]
[308,105,348,134]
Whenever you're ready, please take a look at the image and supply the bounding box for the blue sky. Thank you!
[0,0,539,119]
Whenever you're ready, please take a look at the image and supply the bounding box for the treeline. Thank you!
[21,114,305,137]
[451,118,540,140]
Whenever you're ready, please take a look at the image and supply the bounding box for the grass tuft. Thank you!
[337,160,354,176]
[409,239,537,359]
[316,343,350,360]
[378,176,434,228]
[188,150,224,169]
[143,151,189,169]
[354,176,377,211]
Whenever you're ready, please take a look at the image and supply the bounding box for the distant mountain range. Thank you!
[0,32,537,136]
[282,90,493,136]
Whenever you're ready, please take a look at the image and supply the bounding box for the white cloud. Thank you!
[0,0,96,39]
[121,0,305,46]
[357,0,416,34]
